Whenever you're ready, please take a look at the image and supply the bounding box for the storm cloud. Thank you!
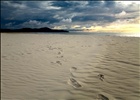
[1,0,139,30]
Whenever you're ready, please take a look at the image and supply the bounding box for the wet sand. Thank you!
[1,33,140,100]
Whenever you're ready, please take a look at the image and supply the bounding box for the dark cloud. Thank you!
[87,1,104,6]
[103,1,116,7]
[72,15,116,22]
[52,1,75,8]
[1,1,139,29]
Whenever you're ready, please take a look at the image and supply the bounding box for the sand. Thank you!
[1,33,140,100]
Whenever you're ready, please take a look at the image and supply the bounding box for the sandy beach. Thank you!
[1,33,140,100]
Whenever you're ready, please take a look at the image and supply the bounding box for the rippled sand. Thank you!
[1,33,140,100]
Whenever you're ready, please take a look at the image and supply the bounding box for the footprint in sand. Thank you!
[56,61,62,65]
[98,74,104,81]
[57,50,63,58]
[58,51,61,55]
[68,77,82,88]
[70,67,77,72]
[97,94,109,100]
[68,67,82,88]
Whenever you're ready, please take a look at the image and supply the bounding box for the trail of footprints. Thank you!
[48,45,109,100]
[68,66,109,100]
[48,46,63,65]
[55,50,63,65]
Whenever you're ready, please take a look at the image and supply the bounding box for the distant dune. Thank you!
[1,27,69,32]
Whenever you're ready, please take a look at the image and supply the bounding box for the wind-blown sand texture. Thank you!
[1,33,140,100]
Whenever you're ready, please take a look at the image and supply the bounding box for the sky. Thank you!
[1,0,140,33]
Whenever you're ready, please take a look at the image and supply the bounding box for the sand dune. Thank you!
[1,33,140,100]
